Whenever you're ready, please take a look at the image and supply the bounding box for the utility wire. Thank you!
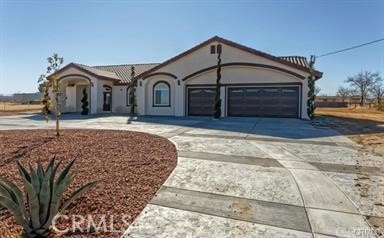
[316,38,384,58]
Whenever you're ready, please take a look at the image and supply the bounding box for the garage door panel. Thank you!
[188,88,215,116]
[228,86,299,118]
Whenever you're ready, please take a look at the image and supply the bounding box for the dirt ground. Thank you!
[0,102,42,116]
[0,129,177,237]
[316,107,384,235]
[316,107,384,156]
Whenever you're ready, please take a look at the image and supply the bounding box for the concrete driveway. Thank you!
[0,114,382,238]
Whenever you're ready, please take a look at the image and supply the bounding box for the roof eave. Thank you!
[134,36,323,80]
[50,62,122,82]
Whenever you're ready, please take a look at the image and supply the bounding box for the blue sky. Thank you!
[0,0,383,95]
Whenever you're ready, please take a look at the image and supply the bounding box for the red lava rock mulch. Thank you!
[0,129,177,237]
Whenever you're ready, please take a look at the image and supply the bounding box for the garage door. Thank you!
[188,88,215,116]
[228,87,299,117]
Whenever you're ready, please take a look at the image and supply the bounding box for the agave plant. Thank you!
[0,157,98,237]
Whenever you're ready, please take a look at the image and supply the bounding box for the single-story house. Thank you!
[53,36,322,119]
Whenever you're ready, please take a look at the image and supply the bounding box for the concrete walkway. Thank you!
[0,114,382,238]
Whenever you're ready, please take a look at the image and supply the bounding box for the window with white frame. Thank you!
[153,82,170,106]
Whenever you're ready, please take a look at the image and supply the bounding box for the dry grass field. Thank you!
[316,107,384,233]
[0,102,42,116]
[316,107,384,156]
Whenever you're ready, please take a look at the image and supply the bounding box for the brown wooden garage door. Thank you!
[228,87,299,117]
[188,88,215,116]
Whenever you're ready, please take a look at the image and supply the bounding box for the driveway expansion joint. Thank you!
[150,186,312,233]
[177,150,283,167]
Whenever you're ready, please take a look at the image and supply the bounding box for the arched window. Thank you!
[153,81,170,106]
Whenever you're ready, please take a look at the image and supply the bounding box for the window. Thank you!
[210,45,216,54]
[153,82,170,106]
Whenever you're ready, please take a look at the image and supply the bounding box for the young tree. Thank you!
[336,86,353,102]
[37,54,64,137]
[81,88,89,115]
[129,66,136,115]
[346,71,381,106]
[307,55,317,119]
[214,44,222,119]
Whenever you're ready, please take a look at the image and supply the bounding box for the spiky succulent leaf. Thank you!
[60,181,98,212]
[17,162,41,229]
[0,177,27,219]
[39,165,53,224]
[17,161,31,182]
[3,158,97,236]
[45,157,56,173]
[41,174,72,229]
[0,195,31,233]
[56,159,75,186]
[37,160,44,185]
[0,183,13,199]
[29,164,41,196]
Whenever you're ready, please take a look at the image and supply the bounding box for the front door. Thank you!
[103,86,112,111]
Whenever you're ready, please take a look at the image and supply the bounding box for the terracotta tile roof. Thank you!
[278,56,310,69]
[93,63,159,83]
[70,63,158,84]
[74,63,121,80]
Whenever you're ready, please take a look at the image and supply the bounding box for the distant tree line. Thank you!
[336,71,383,106]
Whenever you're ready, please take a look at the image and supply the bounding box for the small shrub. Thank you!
[0,157,98,237]
[81,88,89,115]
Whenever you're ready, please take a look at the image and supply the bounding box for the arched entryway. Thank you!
[59,75,92,114]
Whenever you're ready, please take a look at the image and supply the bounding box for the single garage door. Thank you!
[228,86,299,117]
[188,88,215,116]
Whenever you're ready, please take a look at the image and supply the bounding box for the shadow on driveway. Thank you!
[17,113,344,140]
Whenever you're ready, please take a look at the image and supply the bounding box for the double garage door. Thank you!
[188,86,300,118]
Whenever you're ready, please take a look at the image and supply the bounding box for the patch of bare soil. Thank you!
[316,108,384,236]
[316,107,384,156]
[0,129,177,237]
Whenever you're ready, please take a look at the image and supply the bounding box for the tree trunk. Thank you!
[55,92,60,137]
[360,94,365,107]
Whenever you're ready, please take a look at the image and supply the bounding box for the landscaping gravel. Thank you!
[0,129,177,237]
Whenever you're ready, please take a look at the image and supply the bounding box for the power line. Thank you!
[316,38,384,58]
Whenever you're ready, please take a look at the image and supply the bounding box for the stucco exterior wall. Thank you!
[56,39,314,119]
[143,76,176,116]
[139,41,310,118]
[64,86,76,112]
[56,67,98,114]
[143,40,311,81]
[112,85,131,113]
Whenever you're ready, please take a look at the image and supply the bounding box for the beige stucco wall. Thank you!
[56,40,312,119]
[56,67,97,114]
[112,85,131,113]
[139,40,311,119]
[143,76,176,116]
